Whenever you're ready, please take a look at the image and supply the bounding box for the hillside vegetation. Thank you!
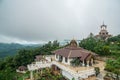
[0,34,120,80]
[0,40,60,80]
[0,43,41,58]
[79,34,120,79]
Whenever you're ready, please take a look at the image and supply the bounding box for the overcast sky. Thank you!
[0,0,120,44]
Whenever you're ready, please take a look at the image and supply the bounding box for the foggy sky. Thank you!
[0,0,120,44]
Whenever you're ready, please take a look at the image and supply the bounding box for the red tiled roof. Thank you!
[53,48,70,57]
[35,55,47,61]
[70,50,90,58]
[53,39,97,61]
[18,66,27,71]
[53,46,96,60]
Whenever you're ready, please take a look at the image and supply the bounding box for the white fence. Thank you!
[27,61,51,71]
[27,61,95,80]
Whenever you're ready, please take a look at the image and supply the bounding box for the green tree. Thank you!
[103,46,110,54]
[72,77,75,80]
[79,37,97,52]
[53,40,59,48]
[71,57,82,66]
[105,59,120,80]
[94,67,100,76]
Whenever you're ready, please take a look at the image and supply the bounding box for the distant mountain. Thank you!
[0,43,43,58]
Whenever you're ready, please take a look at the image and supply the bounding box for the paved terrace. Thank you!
[27,56,105,80]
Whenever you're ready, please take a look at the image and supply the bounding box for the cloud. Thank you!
[0,35,47,44]
[0,0,120,43]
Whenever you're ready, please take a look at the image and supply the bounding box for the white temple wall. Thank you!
[55,54,59,61]
[62,56,66,64]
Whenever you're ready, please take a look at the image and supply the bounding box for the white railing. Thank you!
[27,60,95,79]
[16,69,26,73]
[45,55,54,62]
[52,61,95,79]
[27,62,52,71]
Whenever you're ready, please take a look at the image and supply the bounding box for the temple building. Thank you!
[27,39,105,80]
[53,39,97,66]
[95,22,112,40]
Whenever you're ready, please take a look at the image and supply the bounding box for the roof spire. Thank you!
[103,21,104,25]
[70,39,77,47]
[73,35,74,40]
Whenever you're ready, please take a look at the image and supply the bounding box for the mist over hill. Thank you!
[0,43,43,58]
[0,39,81,58]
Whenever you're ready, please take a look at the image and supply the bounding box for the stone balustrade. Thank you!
[27,62,52,71]
[27,60,95,80]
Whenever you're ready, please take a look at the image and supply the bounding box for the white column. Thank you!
[91,59,93,66]
[30,71,33,80]
[62,57,65,64]
[58,55,60,61]
[82,60,85,66]
[23,76,24,80]
[55,54,59,61]
[87,61,89,67]
[55,54,57,61]
[67,58,70,65]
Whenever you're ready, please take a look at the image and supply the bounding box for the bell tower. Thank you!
[101,22,107,30]
[95,22,112,40]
